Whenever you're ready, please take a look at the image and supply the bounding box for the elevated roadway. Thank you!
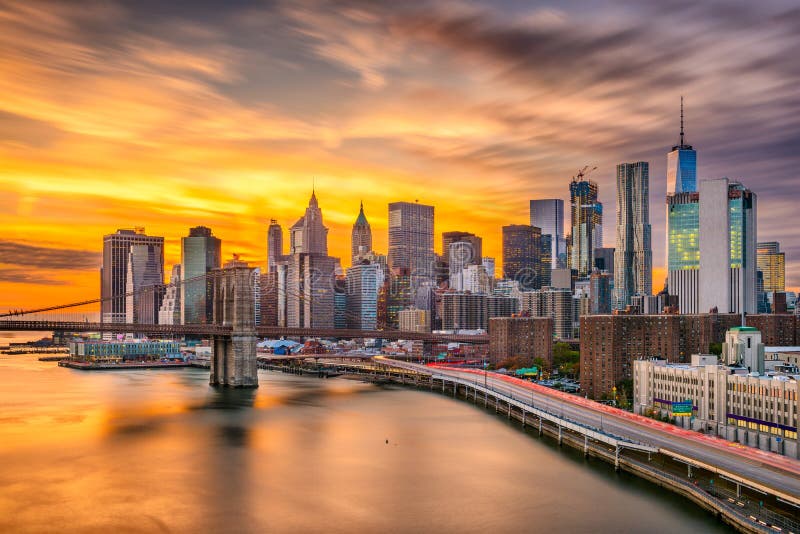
[378,357,800,504]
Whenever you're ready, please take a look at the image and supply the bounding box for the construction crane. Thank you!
[573,165,597,182]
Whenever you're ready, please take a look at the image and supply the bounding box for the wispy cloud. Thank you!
[0,0,799,303]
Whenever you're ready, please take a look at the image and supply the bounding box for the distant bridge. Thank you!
[0,320,489,344]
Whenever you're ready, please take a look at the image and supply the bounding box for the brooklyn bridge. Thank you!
[0,263,488,387]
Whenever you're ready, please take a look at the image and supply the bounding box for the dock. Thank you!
[58,360,193,371]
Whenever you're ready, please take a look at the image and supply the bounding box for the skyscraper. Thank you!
[590,270,613,314]
[442,231,482,265]
[530,199,566,269]
[277,191,339,328]
[666,192,700,312]
[181,226,221,324]
[267,219,283,274]
[125,243,165,324]
[351,201,372,265]
[502,225,542,291]
[665,98,700,312]
[388,201,434,282]
[346,261,383,329]
[698,178,757,314]
[448,241,474,290]
[290,190,328,255]
[277,253,337,328]
[613,162,652,309]
[757,242,785,293]
[593,247,615,274]
[666,98,697,194]
[158,265,181,325]
[101,228,164,324]
[569,177,602,277]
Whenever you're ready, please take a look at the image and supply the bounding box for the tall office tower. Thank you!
[594,247,615,274]
[666,98,697,194]
[502,225,542,290]
[569,178,602,277]
[158,265,182,325]
[613,162,652,309]
[666,192,700,312]
[346,262,384,330]
[125,243,165,324]
[181,226,222,324]
[530,199,566,269]
[351,201,372,265]
[386,268,413,329]
[665,98,699,311]
[448,241,474,290]
[757,242,785,293]
[101,228,164,324]
[267,219,283,274]
[388,202,435,283]
[590,270,613,314]
[277,253,337,328]
[442,231,481,265]
[699,178,757,314]
[290,190,329,255]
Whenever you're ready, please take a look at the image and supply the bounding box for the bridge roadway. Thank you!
[377,357,800,504]
[0,320,488,344]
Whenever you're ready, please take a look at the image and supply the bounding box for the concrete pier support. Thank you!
[209,260,258,388]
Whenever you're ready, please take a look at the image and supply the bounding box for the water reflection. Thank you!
[0,356,733,533]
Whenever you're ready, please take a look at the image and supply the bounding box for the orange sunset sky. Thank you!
[2,0,799,310]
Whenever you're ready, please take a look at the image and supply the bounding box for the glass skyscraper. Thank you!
[530,198,566,269]
[502,224,542,291]
[666,98,697,194]
[698,179,757,314]
[613,162,652,310]
[101,228,164,324]
[667,193,700,313]
[181,226,221,324]
[569,179,602,277]
[665,98,700,312]
[757,241,785,293]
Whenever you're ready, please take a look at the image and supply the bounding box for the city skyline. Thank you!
[2,0,800,309]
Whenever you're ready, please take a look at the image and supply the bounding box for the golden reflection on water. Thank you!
[0,355,732,534]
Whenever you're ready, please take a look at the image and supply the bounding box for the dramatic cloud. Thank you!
[0,0,799,307]
[0,241,100,271]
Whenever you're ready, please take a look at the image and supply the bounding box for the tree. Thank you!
[553,342,580,378]
[615,378,633,410]
[708,342,722,356]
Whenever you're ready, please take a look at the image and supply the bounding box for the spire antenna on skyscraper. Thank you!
[680,95,685,147]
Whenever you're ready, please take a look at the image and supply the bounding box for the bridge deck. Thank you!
[0,320,488,343]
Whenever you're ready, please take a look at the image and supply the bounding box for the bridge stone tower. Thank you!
[210,258,258,388]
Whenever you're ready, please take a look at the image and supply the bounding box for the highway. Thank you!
[377,357,800,501]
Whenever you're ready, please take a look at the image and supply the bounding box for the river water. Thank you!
[0,354,731,533]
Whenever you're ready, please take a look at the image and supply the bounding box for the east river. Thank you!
[0,354,732,533]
